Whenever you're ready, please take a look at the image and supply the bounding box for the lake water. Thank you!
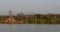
[0,24,60,32]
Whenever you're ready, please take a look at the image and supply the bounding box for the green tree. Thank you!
[38,19,46,24]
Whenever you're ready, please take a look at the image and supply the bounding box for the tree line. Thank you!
[0,14,60,24]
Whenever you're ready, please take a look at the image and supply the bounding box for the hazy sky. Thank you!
[0,0,60,15]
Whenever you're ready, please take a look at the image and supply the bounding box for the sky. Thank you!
[0,0,60,15]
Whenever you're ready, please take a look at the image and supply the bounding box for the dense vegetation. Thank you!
[0,14,60,24]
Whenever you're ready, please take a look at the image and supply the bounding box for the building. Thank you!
[6,10,16,24]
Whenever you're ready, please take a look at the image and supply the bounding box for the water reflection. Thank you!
[9,24,13,32]
[0,24,60,32]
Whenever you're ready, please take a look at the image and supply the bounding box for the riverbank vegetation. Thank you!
[0,13,60,24]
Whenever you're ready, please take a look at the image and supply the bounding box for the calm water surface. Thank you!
[0,24,60,32]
